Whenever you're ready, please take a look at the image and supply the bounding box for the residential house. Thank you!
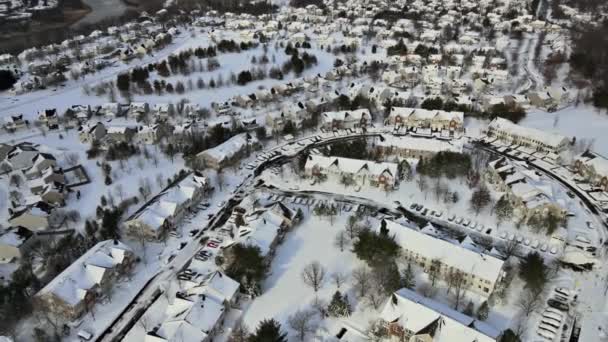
[373,135,463,160]
[386,107,464,138]
[8,203,52,231]
[124,172,209,240]
[3,114,27,131]
[321,109,371,130]
[0,227,36,263]
[304,155,398,190]
[38,109,59,128]
[574,151,608,191]
[35,240,135,320]
[196,133,260,170]
[485,157,565,219]
[382,220,505,296]
[380,288,499,342]
[486,118,570,154]
[78,122,108,144]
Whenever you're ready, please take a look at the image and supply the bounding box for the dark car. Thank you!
[547,299,569,311]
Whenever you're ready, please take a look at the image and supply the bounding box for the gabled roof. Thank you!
[380,288,498,342]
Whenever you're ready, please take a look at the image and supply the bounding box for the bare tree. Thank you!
[365,283,385,309]
[302,261,326,292]
[502,239,521,259]
[334,230,349,252]
[516,289,542,316]
[345,215,359,239]
[288,309,317,341]
[449,270,469,310]
[331,271,348,289]
[428,259,442,287]
[352,266,372,298]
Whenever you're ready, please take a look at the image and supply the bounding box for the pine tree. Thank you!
[402,262,416,289]
[249,319,287,342]
[477,301,489,321]
[327,291,351,317]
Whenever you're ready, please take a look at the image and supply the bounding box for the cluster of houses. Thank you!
[304,155,399,190]
[385,107,464,139]
[484,117,571,158]
[4,16,177,94]
[485,157,566,220]
[381,220,505,296]
[0,142,86,233]
[34,239,136,320]
[123,172,210,240]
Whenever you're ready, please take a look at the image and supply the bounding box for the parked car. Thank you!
[462,219,470,227]
[540,243,548,252]
[455,217,463,224]
[410,203,417,210]
[434,211,443,218]
[448,215,456,222]
[77,330,93,341]
[547,299,569,311]
[421,208,429,215]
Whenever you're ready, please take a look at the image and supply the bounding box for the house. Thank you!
[3,114,27,131]
[304,155,398,189]
[38,109,59,128]
[128,102,150,119]
[0,227,36,263]
[321,109,371,130]
[105,126,137,144]
[35,240,135,320]
[382,220,505,296]
[386,107,464,138]
[196,133,260,170]
[485,157,565,219]
[135,125,159,144]
[4,143,39,171]
[380,288,499,342]
[373,135,463,159]
[574,151,608,191]
[8,203,51,231]
[135,271,239,342]
[78,122,108,144]
[486,118,570,154]
[23,153,57,178]
[124,172,209,240]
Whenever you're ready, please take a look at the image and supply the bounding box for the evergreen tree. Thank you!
[401,262,416,289]
[477,301,489,321]
[327,291,352,317]
[463,301,475,316]
[249,319,287,342]
[495,195,514,227]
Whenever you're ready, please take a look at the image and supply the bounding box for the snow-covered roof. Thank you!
[488,118,568,149]
[375,135,463,153]
[380,288,499,342]
[128,172,208,230]
[388,107,463,122]
[577,152,608,177]
[322,109,371,124]
[197,133,257,164]
[381,220,504,285]
[36,240,132,306]
[305,155,398,179]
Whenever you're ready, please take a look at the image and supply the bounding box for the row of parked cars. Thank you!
[177,236,225,282]
[537,287,576,341]
[408,203,561,255]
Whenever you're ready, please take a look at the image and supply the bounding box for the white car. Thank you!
[540,243,548,252]
[550,246,558,254]
[524,239,531,246]
[508,233,515,241]
[537,328,556,340]
[531,240,540,249]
